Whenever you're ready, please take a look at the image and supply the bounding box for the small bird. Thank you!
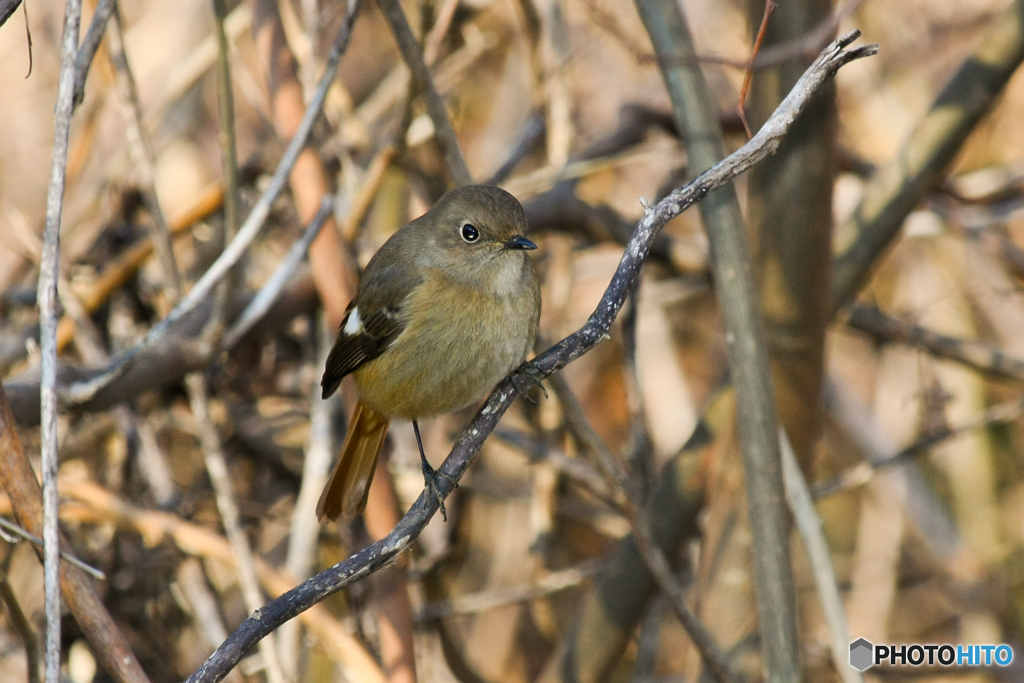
[317,185,542,522]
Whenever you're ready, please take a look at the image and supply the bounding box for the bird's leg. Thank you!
[413,420,458,521]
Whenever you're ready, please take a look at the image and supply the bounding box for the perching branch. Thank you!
[184,31,877,683]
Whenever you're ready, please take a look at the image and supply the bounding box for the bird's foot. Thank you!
[511,363,548,404]
[421,458,458,521]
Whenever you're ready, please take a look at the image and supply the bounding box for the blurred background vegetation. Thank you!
[0,0,1022,682]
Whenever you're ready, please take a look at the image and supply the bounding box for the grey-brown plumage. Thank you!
[318,185,542,521]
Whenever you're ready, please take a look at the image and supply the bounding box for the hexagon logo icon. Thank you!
[850,638,874,671]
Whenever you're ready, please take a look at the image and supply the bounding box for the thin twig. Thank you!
[630,517,737,683]
[3,275,318,427]
[0,517,106,580]
[539,0,573,168]
[339,146,396,241]
[107,5,183,301]
[831,0,1024,313]
[183,32,876,683]
[208,0,244,344]
[185,373,288,683]
[72,0,115,109]
[223,196,333,349]
[52,183,224,353]
[737,0,777,138]
[64,0,362,405]
[553,310,735,683]
[621,284,654,491]
[483,110,546,186]
[38,1,83,680]
[176,559,243,683]
[60,478,386,683]
[417,560,598,621]
[0,385,151,683]
[422,0,460,64]
[121,410,177,507]
[547,373,629,494]
[582,0,863,74]
[779,431,863,683]
[822,378,962,560]
[494,427,627,511]
[377,0,472,185]
[9,201,182,511]
[815,392,1024,499]
[846,304,1024,382]
[279,314,337,674]
[152,4,253,126]
[19,0,31,76]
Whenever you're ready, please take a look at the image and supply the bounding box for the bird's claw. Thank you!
[512,364,548,404]
[422,459,458,521]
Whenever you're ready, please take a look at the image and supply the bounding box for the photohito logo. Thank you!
[849,638,1014,671]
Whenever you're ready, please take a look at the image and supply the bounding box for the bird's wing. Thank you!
[320,254,420,399]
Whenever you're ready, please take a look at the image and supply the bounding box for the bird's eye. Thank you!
[460,223,480,243]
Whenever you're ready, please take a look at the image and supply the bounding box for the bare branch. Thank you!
[417,561,598,621]
[72,0,115,109]
[737,0,778,138]
[4,275,318,427]
[107,5,183,301]
[38,1,84,679]
[223,196,333,349]
[846,304,1024,382]
[0,385,151,683]
[0,517,105,580]
[63,0,362,405]
[831,0,1024,312]
[630,518,736,683]
[185,373,288,683]
[816,391,1024,499]
[377,0,472,185]
[779,431,862,683]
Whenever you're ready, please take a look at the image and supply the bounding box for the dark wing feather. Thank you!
[320,225,424,399]
[320,303,405,398]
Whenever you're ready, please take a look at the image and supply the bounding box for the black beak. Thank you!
[504,235,537,251]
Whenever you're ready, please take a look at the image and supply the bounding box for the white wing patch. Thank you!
[344,307,362,335]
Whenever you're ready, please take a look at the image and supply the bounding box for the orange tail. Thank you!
[316,401,390,522]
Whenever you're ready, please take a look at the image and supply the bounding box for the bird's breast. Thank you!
[353,268,537,420]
